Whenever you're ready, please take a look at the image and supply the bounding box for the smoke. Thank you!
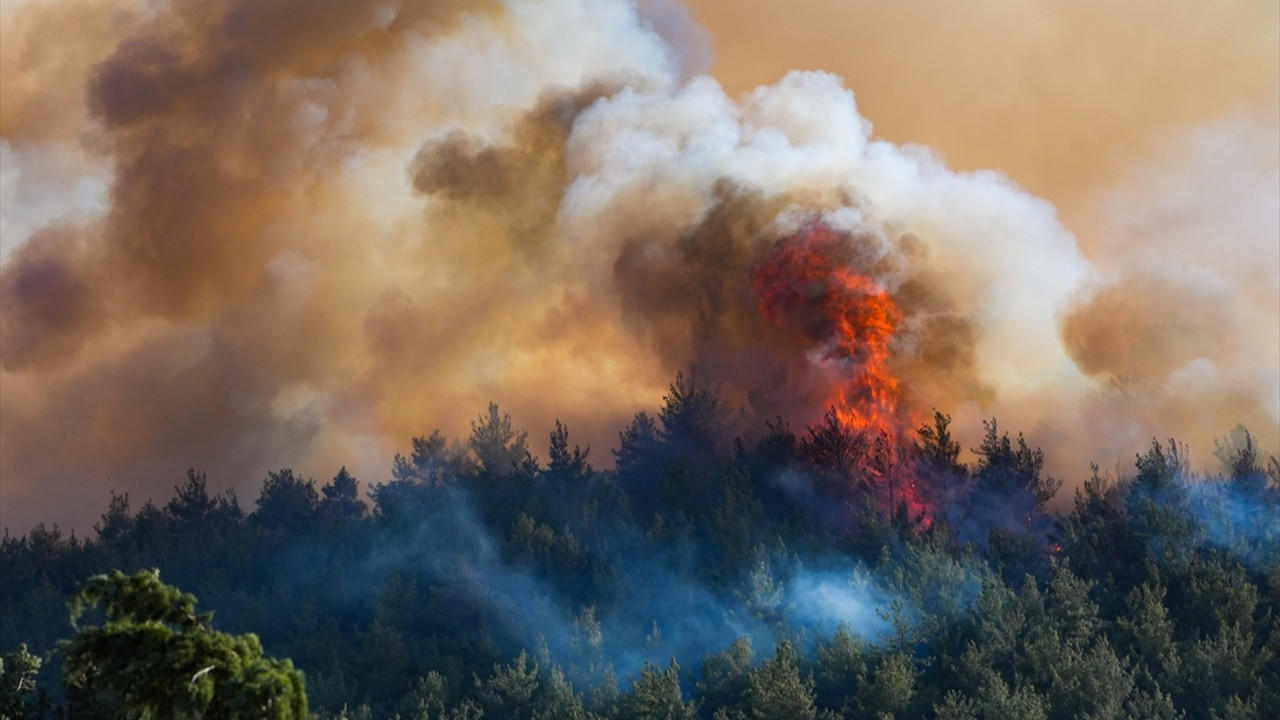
[271,485,898,683]
[685,0,1280,217]
[1061,104,1280,471]
[1,0,1276,535]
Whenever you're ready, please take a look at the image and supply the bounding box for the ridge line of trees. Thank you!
[3,379,1277,719]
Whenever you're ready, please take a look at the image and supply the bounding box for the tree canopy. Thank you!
[1,390,1276,719]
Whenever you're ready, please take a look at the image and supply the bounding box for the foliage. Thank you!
[1,386,1276,720]
[61,570,307,719]
[1,643,49,720]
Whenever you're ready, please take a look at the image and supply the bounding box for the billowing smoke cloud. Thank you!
[685,0,1280,218]
[1061,104,1280,470]
[1,0,1275,534]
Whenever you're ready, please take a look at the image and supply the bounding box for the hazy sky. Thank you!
[687,0,1278,218]
[1,0,1276,535]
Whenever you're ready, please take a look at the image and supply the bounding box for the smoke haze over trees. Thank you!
[2,392,1278,717]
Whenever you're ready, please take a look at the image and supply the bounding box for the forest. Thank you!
[2,375,1278,719]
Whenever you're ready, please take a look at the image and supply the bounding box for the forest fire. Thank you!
[751,221,904,438]
[751,220,932,521]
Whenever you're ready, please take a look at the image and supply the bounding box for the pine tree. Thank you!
[620,660,697,720]
[61,570,306,719]
[745,641,816,720]
[319,467,367,523]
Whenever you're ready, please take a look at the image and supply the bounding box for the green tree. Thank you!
[253,468,319,530]
[814,625,869,711]
[914,409,969,519]
[658,373,725,457]
[61,569,307,719]
[548,419,591,478]
[1127,439,1198,568]
[1214,425,1262,482]
[745,641,816,720]
[853,651,918,719]
[397,671,483,720]
[535,664,588,720]
[1116,580,1181,687]
[966,420,1060,584]
[375,432,469,521]
[392,430,471,486]
[470,403,534,476]
[475,651,540,720]
[614,411,664,517]
[915,410,963,477]
[971,420,1061,517]
[696,637,755,718]
[1,643,48,720]
[1058,466,1140,614]
[619,660,697,720]
[167,469,242,536]
[94,491,134,546]
[319,467,367,523]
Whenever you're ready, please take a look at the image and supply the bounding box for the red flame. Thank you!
[752,221,931,523]
[751,221,902,436]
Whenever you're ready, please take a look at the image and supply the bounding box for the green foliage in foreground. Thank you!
[61,570,307,719]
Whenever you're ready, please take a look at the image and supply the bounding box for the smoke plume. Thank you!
[1,0,1276,533]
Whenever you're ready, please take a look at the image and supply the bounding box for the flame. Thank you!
[752,221,933,523]
[751,221,903,436]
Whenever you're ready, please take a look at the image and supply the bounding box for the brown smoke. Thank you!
[1,0,512,532]
[1,0,1275,535]
[1061,274,1231,383]
[1058,104,1280,468]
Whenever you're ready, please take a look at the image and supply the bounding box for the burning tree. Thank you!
[751,221,904,439]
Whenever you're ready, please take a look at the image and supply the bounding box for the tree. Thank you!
[615,412,660,479]
[392,431,471,486]
[971,420,1060,513]
[167,469,242,536]
[914,410,969,519]
[620,660,698,720]
[915,410,963,476]
[745,640,816,720]
[1,643,49,720]
[801,407,867,481]
[61,569,307,719]
[615,412,664,516]
[319,467,367,523]
[854,651,918,719]
[965,420,1061,559]
[696,637,755,718]
[470,404,534,476]
[375,432,471,521]
[475,651,539,720]
[658,373,725,456]
[535,665,588,720]
[548,420,591,478]
[1126,439,1196,567]
[1058,466,1140,613]
[814,625,868,711]
[1214,425,1262,483]
[253,469,319,530]
[94,491,134,546]
[1115,581,1180,692]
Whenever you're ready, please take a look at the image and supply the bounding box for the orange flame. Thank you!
[752,221,932,523]
[751,221,903,437]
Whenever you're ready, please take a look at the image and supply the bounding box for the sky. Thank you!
[1,0,1277,535]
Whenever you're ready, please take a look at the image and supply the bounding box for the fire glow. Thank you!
[751,221,903,437]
